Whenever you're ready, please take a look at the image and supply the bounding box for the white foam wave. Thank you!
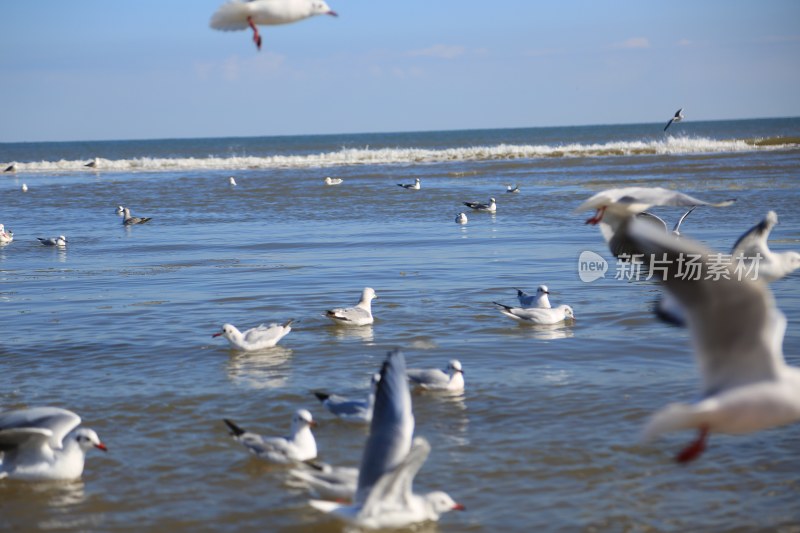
[8,136,783,173]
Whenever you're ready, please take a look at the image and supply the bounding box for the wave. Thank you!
[7,136,798,173]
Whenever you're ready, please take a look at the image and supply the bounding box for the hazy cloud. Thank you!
[612,37,651,49]
[406,44,466,59]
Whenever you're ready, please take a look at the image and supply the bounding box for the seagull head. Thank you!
[293,409,317,429]
[447,360,463,375]
[425,491,465,514]
[537,285,550,295]
[362,287,377,301]
[74,428,107,453]
[212,323,237,339]
[311,0,337,16]
[563,305,575,320]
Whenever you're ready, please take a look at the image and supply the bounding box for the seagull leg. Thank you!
[675,426,709,464]
[247,16,262,50]
[585,206,606,225]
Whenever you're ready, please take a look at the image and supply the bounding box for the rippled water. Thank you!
[1,121,800,531]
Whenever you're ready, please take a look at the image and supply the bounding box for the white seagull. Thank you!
[0,224,13,244]
[85,158,99,169]
[314,372,381,424]
[407,359,464,392]
[212,319,293,351]
[731,210,800,283]
[21,183,28,192]
[506,184,520,193]
[309,350,463,528]
[116,205,125,216]
[664,108,684,131]
[324,176,343,185]
[210,0,338,51]
[325,287,377,326]
[223,409,317,464]
[122,207,152,226]
[38,235,67,247]
[627,218,800,462]
[455,212,468,225]
[397,178,420,190]
[463,197,496,213]
[0,407,107,481]
[493,302,575,325]
[229,176,237,186]
[515,285,552,308]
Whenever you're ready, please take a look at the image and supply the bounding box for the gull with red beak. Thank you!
[210,0,338,51]
[0,407,107,481]
[223,409,317,464]
[212,319,293,351]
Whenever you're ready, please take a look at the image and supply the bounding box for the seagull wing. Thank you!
[0,407,81,450]
[731,211,777,259]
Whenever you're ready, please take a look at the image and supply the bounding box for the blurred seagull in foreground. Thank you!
[210,0,338,51]
[664,108,684,131]
[223,409,317,464]
[325,288,377,326]
[212,319,293,351]
[731,210,800,282]
[515,285,552,308]
[0,407,107,481]
[626,217,800,463]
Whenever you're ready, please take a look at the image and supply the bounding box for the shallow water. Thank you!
[1,120,800,531]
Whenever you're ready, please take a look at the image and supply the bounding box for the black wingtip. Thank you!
[492,301,511,310]
[314,391,330,402]
[223,418,246,437]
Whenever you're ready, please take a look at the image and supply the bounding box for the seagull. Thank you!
[407,359,464,392]
[626,217,800,463]
[397,178,420,190]
[325,287,377,326]
[324,177,343,185]
[455,212,468,225]
[212,319,293,351]
[116,205,125,215]
[288,461,359,501]
[664,108,684,131]
[731,211,800,282]
[638,206,697,237]
[4,162,17,172]
[0,407,107,481]
[210,0,338,51]
[85,158,99,168]
[0,224,13,244]
[463,197,496,213]
[223,409,317,464]
[506,184,520,193]
[515,285,552,308]
[122,207,152,226]
[21,183,28,192]
[576,187,734,258]
[314,373,381,424]
[229,176,237,186]
[493,302,575,325]
[38,235,67,247]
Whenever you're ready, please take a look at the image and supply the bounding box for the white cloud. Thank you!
[677,39,692,47]
[612,37,651,49]
[194,52,285,82]
[406,44,466,59]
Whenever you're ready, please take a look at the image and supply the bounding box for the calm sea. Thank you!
[1,118,799,532]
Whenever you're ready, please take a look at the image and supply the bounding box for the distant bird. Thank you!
[515,285,551,308]
[493,302,575,325]
[314,373,381,424]
[212,319,294,351]
[324,177,343,185]
[85,158,99,168]
[116,205,125,216]
[731,210,800,283]
[4,162,17,172]
[0,224,13,244]
[638,206,697,237]
[122,207,152,226]
[464,197,496,213]
[506,184,520,193]
[0,407,107,481]
[38,235,67,247]
[455,212,468,225]
[397,178,420,190]
[223,410,317,464]
[325,287,377,326]
[229,176,237,186]
[21,183,28,193]
[210,0,338,51]
[407,359,465,392]
[664,108,684,131]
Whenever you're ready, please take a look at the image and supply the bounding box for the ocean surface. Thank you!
[1,118,799,532]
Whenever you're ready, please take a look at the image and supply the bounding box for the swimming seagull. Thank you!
[212,319,293,351]
[38,235,67,247]
[455,212,468,225]
[664,108,684,131]
[21,183,28,192]
[626,217,800,463]
[223,409,317,464]
[731,210,800,283]
[515,285,552,308]
[314,372,381,424]
[4,162,17,172]
[463,197,496,213]
[122,207,152,226]
[85,158,99,168]
[506,184,520,193]
[493,302,575,325]
[397,178,420,190]
[325,287,377,326]
[407,359,464,392]
[210,0,338,51]
[0,407,107,481]
[575,187,734,258]
[0,224,14,244]
[229,176,237,186]
[324,177,343,185]
[116,205,125,216]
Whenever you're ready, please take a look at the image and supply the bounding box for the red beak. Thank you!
[212,332,222,338]
[95,442,108,452]
[327,10,338,16]
[453,503,466,511]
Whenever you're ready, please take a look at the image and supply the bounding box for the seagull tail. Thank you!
[641,403,704,443]
[223,418,246,437]
[210,1,253,31]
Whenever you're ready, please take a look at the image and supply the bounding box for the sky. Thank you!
[0,0,798,143]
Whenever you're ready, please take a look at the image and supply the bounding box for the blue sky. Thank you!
[1,0,798,142]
